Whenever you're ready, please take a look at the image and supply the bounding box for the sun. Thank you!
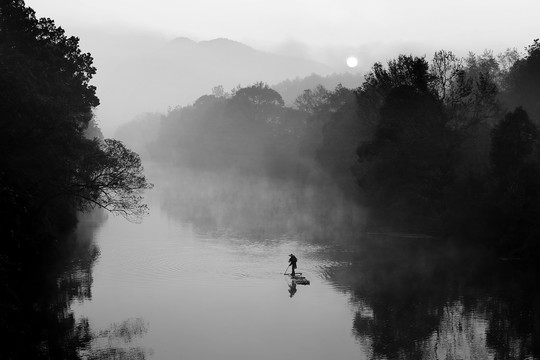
[346,56,358,68]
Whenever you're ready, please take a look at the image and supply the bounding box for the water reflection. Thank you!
[0,210,150,360]
[82,318,149,360]
[151,166,540,358]
[324,237,540,359]
[288,281,297,298]
[34,165,537,360]
[285,276,311,298]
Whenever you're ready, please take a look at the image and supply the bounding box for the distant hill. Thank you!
[114,71,367,157]
[96,37,334,131]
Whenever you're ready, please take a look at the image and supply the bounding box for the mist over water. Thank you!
[151,165,367,243]
[5,2,540,358]
[71,169,367,360]
[61,166,539,360]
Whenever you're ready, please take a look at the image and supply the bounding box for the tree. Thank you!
[489,107,540,255]
[362,55,433,98]
[211,84,229,98]
[491,107,538,179]
[0,1,99,131]
[315,85,362,178]
[232,81,284,108]
[316,56,434,185]
[30,138,152,222]
[356,86,453,230]
[430,50,462,102]
[441,50,504,179]
[72,139,151,220]
[497,48,521,87]
[293,85,329,114]
[504,39,540,124]
[356,55,435,136]
[0,1,151,249]
[230,82,285,125]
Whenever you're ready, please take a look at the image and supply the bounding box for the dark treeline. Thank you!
[0,0,151,258]
[0,2,152,358]
[3,0,539,357]
[133,42,540,259]
[150,82,323,179]
[352,46,540,258]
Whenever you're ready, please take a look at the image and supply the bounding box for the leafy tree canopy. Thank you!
[232,81,284,108]
[490,107,539,178]
[504,39,540,123]
[0,1,152,249]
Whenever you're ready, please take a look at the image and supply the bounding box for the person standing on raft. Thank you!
[288,254,298,276]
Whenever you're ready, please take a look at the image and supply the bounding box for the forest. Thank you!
[3,0,540,262]
[2,1,540,358]
[118,43,540,260]
[2,0,540,265]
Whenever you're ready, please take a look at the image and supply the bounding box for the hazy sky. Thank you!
[24,0,540,135]
[28,0,539,56]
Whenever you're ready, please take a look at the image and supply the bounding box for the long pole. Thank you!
[284,264,290,275]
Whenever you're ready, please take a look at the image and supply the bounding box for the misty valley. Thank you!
[4,167,539,359]
[2,1,540,359]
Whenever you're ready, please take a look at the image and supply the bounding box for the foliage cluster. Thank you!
[146,42,540,257]
[351,47,540,258]
[148,81,360,185]
[0,0,151,257]
[153,82,312,178]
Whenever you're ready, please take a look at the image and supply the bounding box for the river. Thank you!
[13,167,540,359]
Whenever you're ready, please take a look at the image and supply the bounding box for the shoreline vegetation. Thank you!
[3,1,540,262]
[0,1,152,262]
[1,3,152,357]
[2,1,540,358]
[132,44,540,261]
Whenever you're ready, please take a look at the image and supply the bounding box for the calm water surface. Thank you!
[73,206,364,360]
[61,168,539,360]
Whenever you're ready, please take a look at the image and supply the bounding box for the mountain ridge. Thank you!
[96,36,337,132]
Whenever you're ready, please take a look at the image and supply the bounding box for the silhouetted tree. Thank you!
[35,139,152,221]
[294,85,329,114]
[231,81,284,109]
[504,39,540,124]
[356,86,453,230]
[491,108,538,178]
[430,50,463,102]
[317,56,433,183]
[0,0,151,253]
[316,85,361,179]
[362,55,433,97]
[489,107,540,255]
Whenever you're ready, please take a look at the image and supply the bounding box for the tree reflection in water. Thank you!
[0,211,149,360]
[327,236,540,360]
[82,318,149,360]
